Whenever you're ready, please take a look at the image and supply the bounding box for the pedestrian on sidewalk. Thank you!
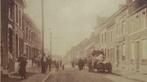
[18,54,27,79]
[71,61,75,68]
[15,58,20,73]
[41,55,48,73]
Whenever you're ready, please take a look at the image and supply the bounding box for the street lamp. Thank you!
[41,0,44,56]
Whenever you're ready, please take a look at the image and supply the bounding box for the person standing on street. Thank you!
[55,60,60,71]
[47,55,52,72]
[78,58,85,71]
[41,55,47,73]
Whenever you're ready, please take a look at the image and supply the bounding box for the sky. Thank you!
[24,0,126,56]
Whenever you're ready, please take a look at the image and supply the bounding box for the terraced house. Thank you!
[1,0,26,72]
[23,14,42,61]
[94,0,147,73]
[1,0,42,73]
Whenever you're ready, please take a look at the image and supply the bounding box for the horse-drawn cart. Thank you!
[88,50,112,73]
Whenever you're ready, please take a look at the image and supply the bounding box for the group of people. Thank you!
[41,55,52,73]
[71,58,87,71]
[52,60,64,71]
[41,55,64,73]
[16,55,65,79]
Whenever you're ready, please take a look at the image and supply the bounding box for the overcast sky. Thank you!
[25,0,126,56]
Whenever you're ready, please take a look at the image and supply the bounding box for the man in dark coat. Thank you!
[78,58,85,71]
[47,56,52,72]
[41,55,47,73]
[18,54,27,79]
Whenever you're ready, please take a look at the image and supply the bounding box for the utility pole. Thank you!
[41,0,44,56]
[50,28,52,57]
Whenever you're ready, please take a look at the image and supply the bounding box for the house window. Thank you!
[141,39,147,60]
[122,44,126,61]
[142,11,146,28]
[16,5,19,24]
[8,7,13,20]
[8,1,14,21]
[146,8,147,28]
[28,30,30,40]
[130,43,135,60]
[8,28,13,53]
[129,18,133,34]
[26,28,28,39]
[16,34,19,57]
[19,10,22,27]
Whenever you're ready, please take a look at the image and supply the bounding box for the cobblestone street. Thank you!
[45,67,145,82]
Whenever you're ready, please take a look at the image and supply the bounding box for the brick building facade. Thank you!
[23,14,42,60]
[1,0,26,72]
[1,0,42,73]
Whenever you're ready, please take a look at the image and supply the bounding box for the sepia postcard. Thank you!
[1,0,147,82]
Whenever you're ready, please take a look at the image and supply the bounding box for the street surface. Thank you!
[45,67,140,82]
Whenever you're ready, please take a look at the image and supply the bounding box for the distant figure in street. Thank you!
[47,55,52,72]
[62,63,64,70]
[87,56,93,72]
[78,58,85,71]
[71,61,75,68]
[55,61,60,71]
[18,54,27,79]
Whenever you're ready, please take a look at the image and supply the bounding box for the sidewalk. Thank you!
[21,72,50,82]
[113,70,147,82]
[21,67,50,82]
[1,67,51,82]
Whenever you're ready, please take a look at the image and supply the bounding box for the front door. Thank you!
[135,41,140,72]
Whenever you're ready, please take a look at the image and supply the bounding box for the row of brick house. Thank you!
[1,0,42,73]
[94,0,147,73]
[67,0,147,73]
